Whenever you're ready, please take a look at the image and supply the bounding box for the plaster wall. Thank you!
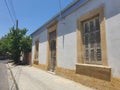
[39,30,47,64]
[31,0,120,77]
[104,0,120,77]
[31,34,40,63]
[57,0,120,77]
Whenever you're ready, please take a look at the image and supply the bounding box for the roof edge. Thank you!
[31,0,89,37]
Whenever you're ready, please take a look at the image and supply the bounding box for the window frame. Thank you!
[83,16,102,64]
[77,5,108,66]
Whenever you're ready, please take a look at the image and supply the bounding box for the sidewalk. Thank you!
[8,63,94,90]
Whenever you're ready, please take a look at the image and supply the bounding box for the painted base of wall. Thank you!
[33,64,48,71]
[33,64,120,90]
[33,60,39,65]
[55,67,120,90]
[76,64,111,81]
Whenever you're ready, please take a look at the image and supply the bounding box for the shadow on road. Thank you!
[0,60,9,90]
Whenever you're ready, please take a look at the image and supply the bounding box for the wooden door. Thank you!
[49,31,56,72]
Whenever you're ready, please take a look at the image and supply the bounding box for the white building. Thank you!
[31,0,120,89]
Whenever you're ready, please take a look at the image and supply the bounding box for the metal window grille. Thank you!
[83,17,102,64]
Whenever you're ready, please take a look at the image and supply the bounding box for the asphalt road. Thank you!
[0,60,9,90]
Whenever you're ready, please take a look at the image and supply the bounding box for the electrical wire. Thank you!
[4,0,16,26]
[9,0,17,21]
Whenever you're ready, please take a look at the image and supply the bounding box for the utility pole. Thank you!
[16,20,18,30]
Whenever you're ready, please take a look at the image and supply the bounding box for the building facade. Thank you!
[31,0,120,89]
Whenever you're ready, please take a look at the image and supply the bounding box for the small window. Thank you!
[34,40,39,59]
[83,17,101,64]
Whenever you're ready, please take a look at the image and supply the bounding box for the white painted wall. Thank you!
[31,34,40,64]
[57,16,77,70]
[57,0,120,77]
[104,0,120,77]
[31,30,47,65]
[39,30,47,64]
[57,0,105,70]
[31,0,120,77]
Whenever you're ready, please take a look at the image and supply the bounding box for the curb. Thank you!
[7,63,19,90]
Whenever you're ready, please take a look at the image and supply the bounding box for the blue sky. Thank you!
[0,0,73,38]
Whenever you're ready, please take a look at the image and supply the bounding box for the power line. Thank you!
[9,0,17,21]
[8,0,18,29]
[4,0,16,26]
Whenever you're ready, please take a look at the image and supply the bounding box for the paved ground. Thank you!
[0,60,9,90]
[8,63,94,90]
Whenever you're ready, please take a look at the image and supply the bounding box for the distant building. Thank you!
[31,0,120,89]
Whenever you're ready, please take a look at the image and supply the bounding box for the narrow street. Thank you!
[9,64,94,90]
[0,60,94,90]
[0,60,9,90]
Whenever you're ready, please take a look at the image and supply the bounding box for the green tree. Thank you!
[20,36,32,53]
[10,27,31,63]
[0,35,10,55]
[0,27,31,63]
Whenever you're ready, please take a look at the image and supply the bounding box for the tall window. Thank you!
[83,16,101,64]
[34,40,39,60]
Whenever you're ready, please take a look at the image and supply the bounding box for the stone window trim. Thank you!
[77,5,108,66]
[46,20,58,70]
[34,39,39,60]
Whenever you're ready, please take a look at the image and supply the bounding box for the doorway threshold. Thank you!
[48,71,56,75]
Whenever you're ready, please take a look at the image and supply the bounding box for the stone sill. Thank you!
[76,63,111,81]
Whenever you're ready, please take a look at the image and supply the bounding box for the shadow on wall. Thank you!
[32,0,120,44]
[33,18,76,45]
[105,0,120,19]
